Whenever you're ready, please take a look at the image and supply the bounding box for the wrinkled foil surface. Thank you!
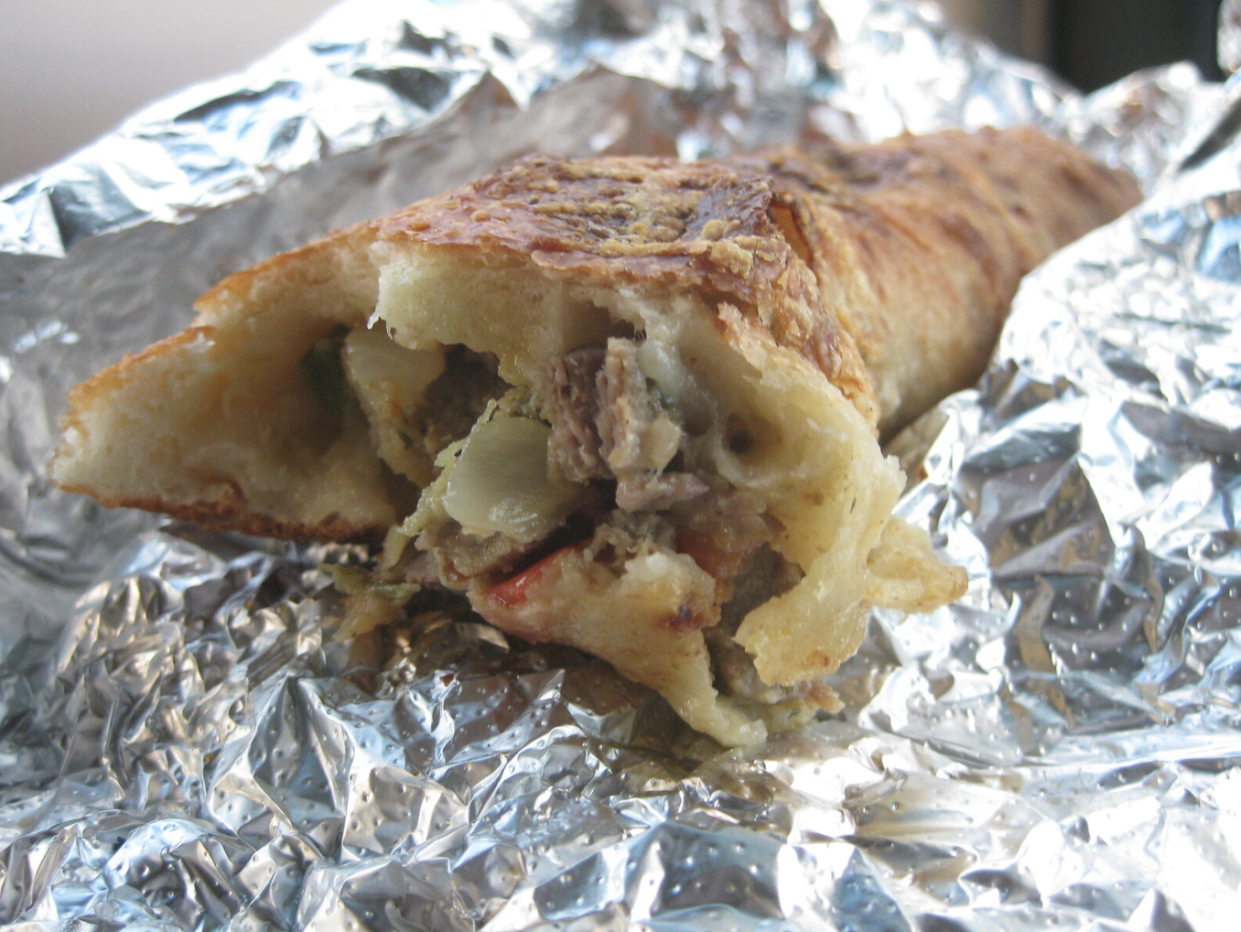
[3,1,1241,928]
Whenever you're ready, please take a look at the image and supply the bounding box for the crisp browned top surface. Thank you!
[57,127,1140,545]
[375,149,876,416]
[379,153,833,374]
[375,127,1141,434]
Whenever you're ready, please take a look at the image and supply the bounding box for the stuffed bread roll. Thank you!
[52,127,1141,745]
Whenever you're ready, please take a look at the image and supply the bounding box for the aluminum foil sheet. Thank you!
[2,1,1240,928]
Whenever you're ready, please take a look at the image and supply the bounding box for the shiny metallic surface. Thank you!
[2,1,1240,929]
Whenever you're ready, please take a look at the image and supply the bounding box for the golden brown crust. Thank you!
[193,222,379,323]
[736,127,1141,433]
[53,127,1140,544]
[51,231,396,540]
[368,128,1138,437]
[378,153,882,423]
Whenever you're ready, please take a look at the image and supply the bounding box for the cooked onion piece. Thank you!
[442,415,579,543]
[342,326,446,485]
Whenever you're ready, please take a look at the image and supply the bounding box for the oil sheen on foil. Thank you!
[2,1,1240,929]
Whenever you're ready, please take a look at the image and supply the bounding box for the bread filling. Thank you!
[330,324,820,716]
[279,243,964,745]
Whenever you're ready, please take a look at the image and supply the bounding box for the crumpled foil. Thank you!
[2,0,1240,928]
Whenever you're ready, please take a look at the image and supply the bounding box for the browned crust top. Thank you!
[370,127,1140,430]
[379,150,879,415]
[58,127,1142,540]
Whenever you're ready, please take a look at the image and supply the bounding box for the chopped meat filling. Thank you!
[416,518,545,583]
[545,346,609,482]
[377,334,811,709]
[669,481,776,579]
[543,338,708,512]
[417,347,509,457]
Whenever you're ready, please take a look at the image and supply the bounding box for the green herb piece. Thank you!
[299,326,352,413]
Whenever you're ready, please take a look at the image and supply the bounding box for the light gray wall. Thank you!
[0,0,338,185]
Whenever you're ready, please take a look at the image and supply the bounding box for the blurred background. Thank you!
[940,0,1223,89]
[0,0,1227,186]
[0,0,338,186]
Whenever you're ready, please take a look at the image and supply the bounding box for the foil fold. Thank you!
[3,1,1241,929]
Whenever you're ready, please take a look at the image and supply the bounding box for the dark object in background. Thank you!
[1051,0,1224,90]
[943,0,1224,91]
